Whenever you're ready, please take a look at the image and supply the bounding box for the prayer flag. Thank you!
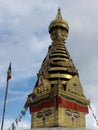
[18,115,22,122]
[15,118,18,126]
[12,122,16,130]
[7,63,11,81]
[21,110,26,116]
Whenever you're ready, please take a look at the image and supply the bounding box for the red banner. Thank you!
[57,97,88,113]
[30,100,54,113]
[30,97,88,113]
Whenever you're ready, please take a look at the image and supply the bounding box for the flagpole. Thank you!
[1,80,9,130]
[1,63,11,130]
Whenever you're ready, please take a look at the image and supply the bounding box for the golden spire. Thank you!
[56,8,63,20]
[29,8,90,129]
[49,8,69,42]
[49,8,69,32]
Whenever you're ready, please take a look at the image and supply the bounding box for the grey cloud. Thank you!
[0,0,98,129]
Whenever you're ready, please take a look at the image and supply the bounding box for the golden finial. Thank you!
[56,7,63,20]
[49,8,69,36]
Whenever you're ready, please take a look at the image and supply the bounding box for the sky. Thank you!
[0,0,98,129]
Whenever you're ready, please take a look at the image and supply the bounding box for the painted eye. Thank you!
[45,110,52,116]
[74,112,80,118]
[37,112,43,118]
[65,110,72,116]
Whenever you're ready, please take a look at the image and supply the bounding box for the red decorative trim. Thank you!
[30,100,54,113]
[30,97,88,113]
[57,97,88,113]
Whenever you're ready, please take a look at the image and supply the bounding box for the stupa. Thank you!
[27,8,90,129]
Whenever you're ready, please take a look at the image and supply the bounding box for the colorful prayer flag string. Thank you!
[7,93,35,130]
[7,100,28,130]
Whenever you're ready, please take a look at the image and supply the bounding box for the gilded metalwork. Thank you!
[29,8,90,129]
[48,67,68,71]
[51,57,69,61]
[58,107,86,128]
[49,8,69,35]
[50,53,68,57]
[51,50,67,53]
[66,75,85,97]
[49,73,73,79]
[49,8,69,42]
[50,80,67,85]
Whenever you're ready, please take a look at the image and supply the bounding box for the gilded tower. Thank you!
[28,8,89,128]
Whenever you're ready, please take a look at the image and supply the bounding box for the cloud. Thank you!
[0,118,13,130]
[0,118,30,130]
[0,0,98,130]
[0,0,54,84]
[8,90,29,95]
[0,91,27,107]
